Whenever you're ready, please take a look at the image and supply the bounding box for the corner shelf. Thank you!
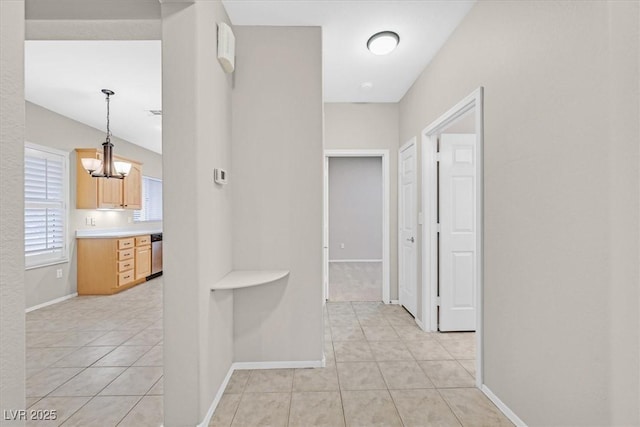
[211,270,290,291]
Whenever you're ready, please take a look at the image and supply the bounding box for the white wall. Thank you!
[161,2,234,425]
[324,103,399,298]
[399,1,639,425]
[24,101,162,309]
[0,0,26,421]
[232,26,324,364]
[329,157,382,260]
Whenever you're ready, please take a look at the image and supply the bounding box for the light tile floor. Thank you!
[26,279,511,426]
[25,278,163,426]
[211,301,513,427]
[329,262,382,301]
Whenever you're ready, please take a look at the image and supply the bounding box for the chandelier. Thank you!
[81,89,131,179]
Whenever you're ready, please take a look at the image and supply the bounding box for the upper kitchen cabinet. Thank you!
[122,161,142,209]
[75,148,143,209]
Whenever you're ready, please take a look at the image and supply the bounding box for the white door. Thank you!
[398,141,418,316]
[439,134,477,331]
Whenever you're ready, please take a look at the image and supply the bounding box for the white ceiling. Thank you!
[24,1,475,154]
[222,0,475,103]
[25,40,162,153]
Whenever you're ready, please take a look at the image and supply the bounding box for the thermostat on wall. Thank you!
[214,168,228,185]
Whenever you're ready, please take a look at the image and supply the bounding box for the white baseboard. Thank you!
[198,358,324,426]
[232,359,324,370]
[197,365,235,427]
[26,293,77,313]
[388,299,400,305]
[328,259,382,263]
[481,385,527,426]
[415,317,427,331]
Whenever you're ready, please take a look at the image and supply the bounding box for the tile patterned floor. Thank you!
[329,262,382,301]
[211,301,513,427]
[26,279,511,426]
[25,278,163,426]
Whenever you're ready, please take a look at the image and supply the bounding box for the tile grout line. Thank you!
[435,387,466,427]
[334,303,349,427]
[113,395,145,427]
[286,369,294,427]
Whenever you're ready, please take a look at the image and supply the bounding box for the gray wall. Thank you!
[324,103,399,298]
[0,0,26,420]
[399,1,639,425]
[161,2,234,425]
[24,101,163,309]
[232,26,324,364]
[329,157,382,260]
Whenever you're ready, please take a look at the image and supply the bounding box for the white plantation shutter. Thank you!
[24,144,68,268]
[134,176,162,222]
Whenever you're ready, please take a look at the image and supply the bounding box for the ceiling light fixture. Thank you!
[81,89,131,179]
[367,31,400,55]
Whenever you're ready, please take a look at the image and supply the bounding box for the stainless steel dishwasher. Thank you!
[148,233,163,280]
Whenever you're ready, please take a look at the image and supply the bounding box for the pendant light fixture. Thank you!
[81,89,131,179]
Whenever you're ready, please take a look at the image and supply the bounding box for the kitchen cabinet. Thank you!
[77,234,151,295]
[75,148,142,210]
[135,235,151,280]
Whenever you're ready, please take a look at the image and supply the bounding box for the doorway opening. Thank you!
[421,88,484,387]
[323,150,390,303]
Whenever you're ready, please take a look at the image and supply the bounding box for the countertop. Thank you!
[75,228,162,238]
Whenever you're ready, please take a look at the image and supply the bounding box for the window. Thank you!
[24,143,68,268]
[134,176,163,222]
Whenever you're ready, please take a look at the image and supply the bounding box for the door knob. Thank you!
[407,237,415,243]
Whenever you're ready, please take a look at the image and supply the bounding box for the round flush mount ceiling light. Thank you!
[367,31,400,55]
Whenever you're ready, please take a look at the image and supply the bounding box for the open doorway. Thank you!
[421,88,484,387]
[22,40,164,424]
[323,150,390,303]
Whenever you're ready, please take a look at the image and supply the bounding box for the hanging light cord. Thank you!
[105,92,112,142]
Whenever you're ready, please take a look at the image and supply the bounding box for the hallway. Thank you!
[211,301,511,426]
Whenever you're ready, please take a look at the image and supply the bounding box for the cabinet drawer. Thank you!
[118,238,134,249]
[118,259,134,272]
[135,235,151,246]
[118,270,134,287]
[118,248,134,260]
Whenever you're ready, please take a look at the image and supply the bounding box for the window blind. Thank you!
[134,176,163,222]
[24,145,68,268]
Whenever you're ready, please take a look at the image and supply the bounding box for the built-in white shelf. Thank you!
[211,270,290,291]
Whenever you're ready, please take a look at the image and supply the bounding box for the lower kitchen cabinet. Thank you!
[135,236,152,280]
[77,235,151,295]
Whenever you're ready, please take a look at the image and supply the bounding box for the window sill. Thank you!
[25,258,69,271]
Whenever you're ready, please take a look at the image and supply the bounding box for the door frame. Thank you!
[323,149,390,303]
[421,87,484,387]
[398,138,418,315]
